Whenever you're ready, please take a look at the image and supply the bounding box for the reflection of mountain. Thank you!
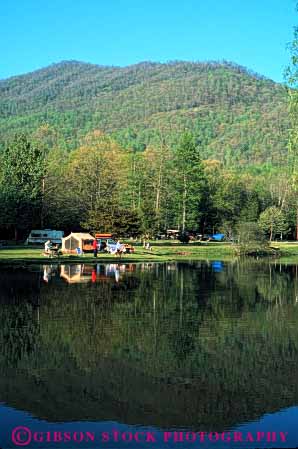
[1,344,298,431]
[0,261,298,431]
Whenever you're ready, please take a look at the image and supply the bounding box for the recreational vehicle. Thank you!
[25,229,64,245]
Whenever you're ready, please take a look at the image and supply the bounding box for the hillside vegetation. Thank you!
[0,61,295,241]
[0,60,289,165]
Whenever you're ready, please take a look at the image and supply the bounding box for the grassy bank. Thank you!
[0,242,235,265]
[267,241,298,263]
[1,241,298,265]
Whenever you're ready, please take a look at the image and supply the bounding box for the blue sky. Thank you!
[1,0,297,82]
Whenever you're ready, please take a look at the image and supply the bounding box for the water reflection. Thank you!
[1,260,298,447]
[42,263,139,284]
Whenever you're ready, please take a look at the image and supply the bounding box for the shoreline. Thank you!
[0,241,298,265]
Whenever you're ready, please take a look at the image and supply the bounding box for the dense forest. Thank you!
[0,60,289,164]
[0,60,297,240]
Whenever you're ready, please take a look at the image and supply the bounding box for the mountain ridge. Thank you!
[0,59,289,165]
[0,59,277,83]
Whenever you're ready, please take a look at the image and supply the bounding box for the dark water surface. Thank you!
[0,260,298,448]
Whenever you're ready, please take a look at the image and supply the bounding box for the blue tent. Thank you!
[211,233,225,241]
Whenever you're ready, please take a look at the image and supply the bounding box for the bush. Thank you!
[177,232,190,243]
[235,222,272,256]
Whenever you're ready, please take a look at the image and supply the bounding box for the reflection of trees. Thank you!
[0,268,41,305]
[1,261,298,429]
[0,304,39,368]
[0,268,41,368]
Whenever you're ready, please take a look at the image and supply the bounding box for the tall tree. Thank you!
[259,206,288,241]
[0,134,44,240]
[32,124,60,227]
[41,146,74,231]
[143,140,172,231]
[67,131,129,232]
[172,132,206,232]
[285,12,298,239]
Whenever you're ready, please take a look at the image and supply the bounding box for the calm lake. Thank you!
[1,260,298,449]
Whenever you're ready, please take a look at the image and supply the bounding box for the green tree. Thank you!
[142,138,172,232]
[0,134,44,240]
[173,132,206,232]
[41,147,75,231]
[84,209,142,236]
[285,11,298,239]
[211,172,249,231]
[69,131,129,231]
[236,222,268,255]
[258,206,288,241]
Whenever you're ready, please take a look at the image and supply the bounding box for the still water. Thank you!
[0,260,298,448]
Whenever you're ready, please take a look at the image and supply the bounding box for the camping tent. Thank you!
[61,233,95,254]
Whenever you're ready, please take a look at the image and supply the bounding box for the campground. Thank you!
[1,241,298,264]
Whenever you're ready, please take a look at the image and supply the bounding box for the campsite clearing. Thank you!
[1,241,298,264]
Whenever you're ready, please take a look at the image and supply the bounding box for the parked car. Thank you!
[155,233,166,240]
[166,229,180,239]
[94,233,135,254]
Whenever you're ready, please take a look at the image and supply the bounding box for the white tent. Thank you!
[61,232,95,254]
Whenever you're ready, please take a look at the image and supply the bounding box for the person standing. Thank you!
[45,239,52,254]
[92,239,98,258]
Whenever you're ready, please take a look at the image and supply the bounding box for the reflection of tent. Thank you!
[60,265,84,283]
[61,233,95,254]
[60,265,92,283]
[60,264,121,284]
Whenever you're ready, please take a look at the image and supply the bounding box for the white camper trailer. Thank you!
[25,229,64,245]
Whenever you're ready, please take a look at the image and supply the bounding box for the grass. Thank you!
[270,241,298,255]
[267,241,298,263]
[0,241,235,265]
[1,241,298,265]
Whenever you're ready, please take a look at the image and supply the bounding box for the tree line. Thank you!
[0,124,297,242]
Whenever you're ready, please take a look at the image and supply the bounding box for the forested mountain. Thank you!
[0,60,289,165]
